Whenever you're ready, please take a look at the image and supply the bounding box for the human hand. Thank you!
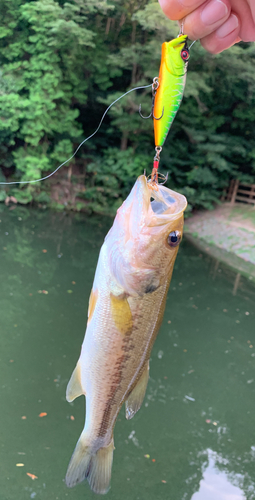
[158,0,255,53]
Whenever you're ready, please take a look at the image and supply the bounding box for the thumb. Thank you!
[158,0,207,21]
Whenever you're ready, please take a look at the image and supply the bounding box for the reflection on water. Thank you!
[192,449,245,500]
[0,205,255,500]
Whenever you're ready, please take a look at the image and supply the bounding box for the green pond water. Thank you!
[1,205,255,500]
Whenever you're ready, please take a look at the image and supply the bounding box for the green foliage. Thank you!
[80,148,150,215]
[10,188,33,204]
[34,190,51,204]
[0,0,93,180]
[0,0,255,212]
[0,190,6,202]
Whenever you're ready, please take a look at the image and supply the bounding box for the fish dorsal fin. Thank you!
[66,361,84,402]
[125,361,150,420]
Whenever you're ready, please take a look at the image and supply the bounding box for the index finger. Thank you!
[158,0,207,21]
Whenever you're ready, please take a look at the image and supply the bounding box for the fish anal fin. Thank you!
[66,361,84,403]
[125,361,149,420]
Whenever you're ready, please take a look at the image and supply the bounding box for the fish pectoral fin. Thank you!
[110,293,133,336]
[125,361,150,420]
[66,361,84,402]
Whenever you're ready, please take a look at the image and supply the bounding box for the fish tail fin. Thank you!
[65,431,114,495]
[87,439,114,494]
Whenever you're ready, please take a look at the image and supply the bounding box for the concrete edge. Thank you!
[184,232,255,284]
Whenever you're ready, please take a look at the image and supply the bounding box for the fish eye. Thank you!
[181,49,189,61]
[167,231,182,247]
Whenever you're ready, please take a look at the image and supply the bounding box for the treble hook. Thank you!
[139,76,164,120]
[159,172,169,185]
[139,103,164,120]
[139,92,164,120]
[139,103,153,119]
[153,106,164,120]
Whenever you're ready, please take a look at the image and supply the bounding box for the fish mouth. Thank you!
[138,175,187,226]
[116,175,187,239]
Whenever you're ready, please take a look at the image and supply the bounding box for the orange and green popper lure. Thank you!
[153,34,189,148]
[142,34,190,186]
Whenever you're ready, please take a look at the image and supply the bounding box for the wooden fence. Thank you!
[226,180,255,206]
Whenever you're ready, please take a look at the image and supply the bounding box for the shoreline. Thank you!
[184,203,255,283]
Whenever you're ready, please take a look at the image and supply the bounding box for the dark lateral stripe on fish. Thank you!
[97,350,134,438]
[97,374,125,437]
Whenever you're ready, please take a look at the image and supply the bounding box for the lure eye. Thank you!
[167,231,182,247]
[181,49,189,61]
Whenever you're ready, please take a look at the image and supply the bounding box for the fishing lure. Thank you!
[153,34,189,148]
[140,34,190,186]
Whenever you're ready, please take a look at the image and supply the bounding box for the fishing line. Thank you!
[0,84,151,186]
[189,40,197,50]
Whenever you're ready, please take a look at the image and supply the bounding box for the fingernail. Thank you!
[201,0,228,26]
[216,14,239,38]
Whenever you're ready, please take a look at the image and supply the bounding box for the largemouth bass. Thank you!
[65,175,187,494]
